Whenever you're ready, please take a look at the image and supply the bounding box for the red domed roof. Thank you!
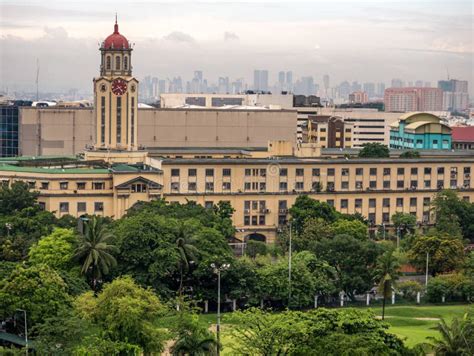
[103,20,129,50]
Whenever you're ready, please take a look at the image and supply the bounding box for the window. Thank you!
[396,198,403,207]
[341,181,349,189]
[188,182,197,191]
[327,168,335,176]
[327,182,335,192]
[410,197,417,207]
[280,182,288,191]
[223,168,231,177]
[251,216,258,225]
[245,168,251,176]
[424,167,432,175]
[437,167,445,175]
[259,215,266,225]
[222,182,231,190]
[40,182,49,190]
[278,215,287,226]
[77,202,86,212]
[123,56,128,70]
[464,167,471,175]
[188,169,197,177]
[340,199,348,209]
[463,180,470,188]
[437,180,444,189]
[205,169,214,177]
[28,181,35,189]
[424,180,431,188]
[369,199,376,208]
[397,168,405,175]
[370,168,377,176]
[383,168,391,176]
[260,169,266,177]
[423,197,430,206]
[355,199,362,208]
[205,182,214,191]
[93,182,105,190]
[76,182,86,190]
[368,213,376,224]
[244,182,251,191]
[356,168,363,175]
[312,168,320,176]
[171,169,180,177]
[131,183,147,193]
[106,56,111,69]
[423,211,430,223]
[383,181,390,189]
[451,167,458,175]
[382,213,390,223]
[296,168,304,176]
[252,201,258,210]
[397,180,404,189]
[59,202,69,213]
[410,180,418,188]
[411,167,418,175]
[342,168,349,176]
[244,216,250,225]
[327,199,334,207]
[280,168,288,177]
[259,182,266,191]
[171,182,179,192]
[279,200,288,210]
[244,201,250,210]
[205,201,214,209]
[59,181,69,190]
[39,202,46,211]
[450,179,457,189]
[355,181,363,190]
[369,181,377,189]
[383,198,390,207]
[295,182,304,190]
[115,55,120,70]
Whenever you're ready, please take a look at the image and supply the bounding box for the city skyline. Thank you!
[1,0,472,96]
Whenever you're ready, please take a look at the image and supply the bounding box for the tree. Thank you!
[175,235,198,296]
[246,240,267,258]
[75,276,167,354]
[73,217,118,290]
[28,228,77,270]
[289,195,338,234]
[331,219,368,240]
[399,150,420,158]
[408,234,465,276]
[392,212,417,239]
[374,248,401,320]
[0,181,39,214]
[0,264,71,325]
[315,234,380,300]
[171,313,218,356]
[358,143,390,158]
[294,217,333,252]
[426,315,474,356]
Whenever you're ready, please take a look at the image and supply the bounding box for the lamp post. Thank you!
[211,263,230,356]
[288,222,292,307]
[425,252,430,287]
[16,309,27,355]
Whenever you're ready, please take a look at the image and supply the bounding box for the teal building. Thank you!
[389,112,452,150]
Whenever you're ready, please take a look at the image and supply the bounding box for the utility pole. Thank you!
[425,252,429,287]
[211,263,230,356]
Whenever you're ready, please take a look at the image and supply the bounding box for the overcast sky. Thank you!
[0,0,472,95]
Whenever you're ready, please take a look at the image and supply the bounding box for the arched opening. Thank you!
[106,56,111,70]
[115,55,121,70]
[123,56,128,70]
[246,232,266,243]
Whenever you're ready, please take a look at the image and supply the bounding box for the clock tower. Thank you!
[94,18,138,151]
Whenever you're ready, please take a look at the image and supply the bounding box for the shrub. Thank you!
[397,280,423,301]
[246,240,267,258]
[426,274,472,302]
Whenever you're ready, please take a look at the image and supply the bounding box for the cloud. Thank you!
[162,31,195,43]
[43,26,69,39]
[224,31,239,41]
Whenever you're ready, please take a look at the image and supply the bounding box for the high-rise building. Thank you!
[278,71,285,85]
[338,81,351,99]
[218,77,230,94]
[384,87,443,112]
[363,83,375,98]
[438,79,469,111]
[376,83,385,97]
[286,71,293,90]
[294,76,316,96]
[253,69,269,91]
[349,91,369,104]
[415,80,423,87]
[391,78,404,88]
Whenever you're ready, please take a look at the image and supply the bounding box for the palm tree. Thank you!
[171,314,218,356]
[426,316,474,356]
[374,248,401,320]
[73,217,119,290]
[175,235,198,296]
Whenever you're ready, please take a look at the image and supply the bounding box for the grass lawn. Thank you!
[197,304,472,351]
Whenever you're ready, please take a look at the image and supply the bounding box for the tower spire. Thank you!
[114,13,119,34]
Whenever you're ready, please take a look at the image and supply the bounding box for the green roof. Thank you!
[0,163,110,174]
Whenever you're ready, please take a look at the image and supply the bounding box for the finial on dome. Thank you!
[114,13,119,34]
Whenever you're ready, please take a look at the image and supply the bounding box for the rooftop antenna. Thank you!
[36,58,40,101]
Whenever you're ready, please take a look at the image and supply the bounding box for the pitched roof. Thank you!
[452,126,474,142]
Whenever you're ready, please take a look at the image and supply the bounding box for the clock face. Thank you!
[111,78,127,96]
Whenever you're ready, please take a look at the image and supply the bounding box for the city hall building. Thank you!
[0,21,473,243]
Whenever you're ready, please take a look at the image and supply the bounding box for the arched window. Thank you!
[106,56,111,70]
[115,56,121,70]
[123,56,128,70]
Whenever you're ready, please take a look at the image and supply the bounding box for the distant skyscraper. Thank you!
[323,74,330,97]
[415,80,424,87]
[253,70,269,91]
[438,79,469,111]
[338,81,351,99]
[351,81,362,92]
[376,83,385,97]
[218,77,230,94]
[384,87,443,112]
[294,76,316,95]
[424,82,431,88]
[349,91,369,104]
[278,71,285,85]
[286,71,293,91]
[363,82,375,98]
[391,78,404,88]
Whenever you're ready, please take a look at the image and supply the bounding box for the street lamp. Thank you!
[288,222,292,308]
[211,262,230,356]
[16,309,27,355]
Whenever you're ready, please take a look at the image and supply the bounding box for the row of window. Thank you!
[36,181,107,190]
[58,201,104,213]
[105,55,129,71]
[169,166,471,179]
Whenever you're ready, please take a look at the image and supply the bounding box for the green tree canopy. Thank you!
[28,227,77,270]
[358,143,390,158]
[75,276,167,354]
[331,219,368,240]
[399,150,420,158]
[289,195,339,234]
[0,181,39,214]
